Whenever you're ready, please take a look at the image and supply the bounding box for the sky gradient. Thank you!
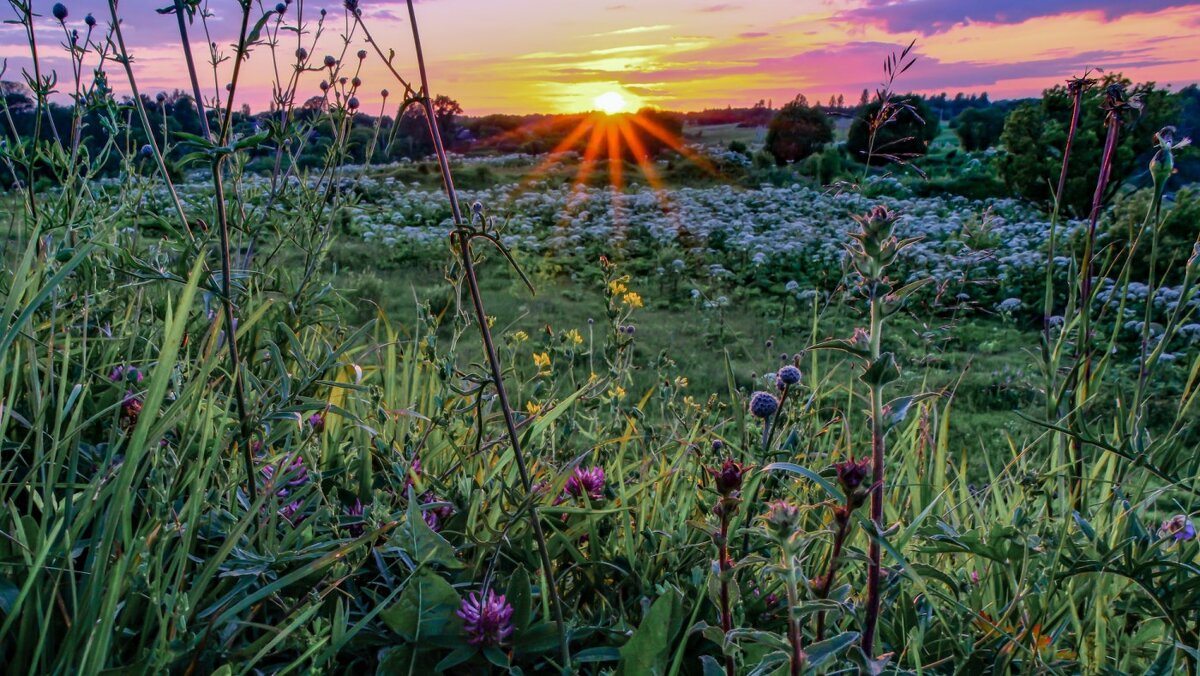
[2,0,1199,115]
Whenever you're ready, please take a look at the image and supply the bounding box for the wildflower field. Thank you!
[1,1,1199,674]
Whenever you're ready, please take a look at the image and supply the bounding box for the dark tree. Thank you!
[765,98,833,165]
[846,95,939,166]
[954,106,1006,151]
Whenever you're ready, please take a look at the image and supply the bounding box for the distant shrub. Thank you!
[847,95,939,165]
[1094,185,1200,283]
[954,106,1006,151]
[765,99,833,165]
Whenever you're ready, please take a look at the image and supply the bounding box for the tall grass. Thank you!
[0,1,1198,674]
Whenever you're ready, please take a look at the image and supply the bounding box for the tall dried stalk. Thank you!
[400,0,570,668]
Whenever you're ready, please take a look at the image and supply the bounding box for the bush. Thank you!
[765,100,833,165]
[1094,185,1200,283]
[954,106,1006,151]
[847,95,939,165]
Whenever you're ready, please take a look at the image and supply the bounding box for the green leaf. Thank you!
[860,352,900,387]
[433,646,476,672]
[574,647,622,663]
[397,488,463,569]
[699,655,727,676]
[514,621,561,655]
[763,462,845,502]
[1146,647,1177,676]
[379,569,461,643]
[747,650,789,676]
[619,589,682,675]
[804,631,859,670]
[506,567,532,631]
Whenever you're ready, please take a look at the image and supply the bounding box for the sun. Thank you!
[594,91,629,115]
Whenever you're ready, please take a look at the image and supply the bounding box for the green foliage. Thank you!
[1096,185,1200,282]
[765,99,834,165]
[999,75,1180,214]
[954,106,1006,151]
[847,95,940,165]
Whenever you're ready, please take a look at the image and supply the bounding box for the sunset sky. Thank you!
[2,1,1199,115]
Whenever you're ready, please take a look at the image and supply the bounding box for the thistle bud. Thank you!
[52,3,68,22]
[707,457,749,496]
[763,500,801,541]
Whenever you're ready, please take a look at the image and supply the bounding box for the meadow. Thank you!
[1,1,1199,675]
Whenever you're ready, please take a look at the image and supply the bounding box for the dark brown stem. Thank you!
[1070,103,1123,510]
[404,1,569,669]
[815,510,854,641]
[718,510,735,676]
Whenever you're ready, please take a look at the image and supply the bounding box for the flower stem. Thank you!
[862,287,885,655]
[404,1,569,669]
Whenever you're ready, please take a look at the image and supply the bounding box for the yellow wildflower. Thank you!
[608,386,627,400]
[608,280,627,296]
[533,352,551,371]
[674,376,689,389]
[564,329,583,345]
[512,330,529,342]
[588,372,598,383]
[622,292,644,308]
[526,401,542,415]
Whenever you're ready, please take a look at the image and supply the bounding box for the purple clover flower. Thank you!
[420,492,454,532]
[307,412,325,434]
[279,500,305,525]
[109,364,143,383]
[1160,514,1197,542]
[261,456,308,496]
[564,466,605,501]
[457,590,514,647]
[345,499,365,536]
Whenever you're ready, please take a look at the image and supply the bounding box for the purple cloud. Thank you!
[841,0,1200,35]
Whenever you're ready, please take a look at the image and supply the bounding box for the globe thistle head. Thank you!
[707,457,750,496]
[711,438,723,453]
[275,2,286,15]
[343,0,360,15]
[357,49,368,60]
[295,47,308,61]
[351,76,361,88]
[457,590,514,646]
[84,12,95,27]
[319,80,330,92]
[749,390,779,419]
[139,144,153,158]
[323,54,337,69]
[52,3,68,22]
[347,96,359,110]
[381,88,390,98]
[777,365,802,386]
[565,466,605,500]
